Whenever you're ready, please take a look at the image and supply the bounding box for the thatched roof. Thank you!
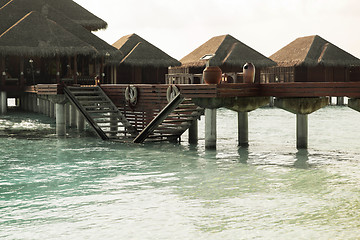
[0,0,107,32]
[112,33,180,67]
[270,35,360,67]
[180,34,276,68]
[0,0,120,61]
[0,11,97,57]
[0,0,9,8]
[44,0,107,31]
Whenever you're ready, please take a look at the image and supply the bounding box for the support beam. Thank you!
[0,91,7,114]
[296,114,308,149]
[238,112,249,147]
[56,103,66,136]
[205,108,216,149]
[188,119,198,144]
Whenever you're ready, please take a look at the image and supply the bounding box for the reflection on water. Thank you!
[294,149,309,169]
[1,107,360,239]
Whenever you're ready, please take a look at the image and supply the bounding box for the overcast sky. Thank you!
[74,0,360,60]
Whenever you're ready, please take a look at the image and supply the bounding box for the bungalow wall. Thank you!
[116,65,168,84]
[261,66,360,83]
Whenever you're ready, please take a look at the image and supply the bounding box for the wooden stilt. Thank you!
[73,55,78,84]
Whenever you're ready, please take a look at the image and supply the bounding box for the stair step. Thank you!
[168,114,199,118]
[147,133,179,139]
[81,100,109,105]
[68,86,98,90]
[163,119,194,123]
[173,109,200,113]
[76,96,104,100]
[87,109,118,113]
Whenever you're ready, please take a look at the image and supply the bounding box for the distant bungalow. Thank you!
[0,0,120,91]
[264,35,360,82]
[111,33,180,84]
[171,34,275,83]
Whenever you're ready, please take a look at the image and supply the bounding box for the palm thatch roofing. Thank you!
[180,34,276,68]
[112,33,180,67]
[0,11,97,57]
[0,0,121,61]
[270,35,360,67]
[0,0,107,31]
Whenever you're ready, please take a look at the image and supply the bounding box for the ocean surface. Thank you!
[1,106,360,239]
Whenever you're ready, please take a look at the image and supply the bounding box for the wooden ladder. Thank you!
[133,93,204,143]
[64,86,138,140]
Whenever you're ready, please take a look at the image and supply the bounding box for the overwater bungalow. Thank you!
[111,33,180,84]
[263,35,360,83]
[168,34,276,84]
[0,0,107,31]
[0,0,121,90]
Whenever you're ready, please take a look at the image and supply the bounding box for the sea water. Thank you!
[0,107,359,239]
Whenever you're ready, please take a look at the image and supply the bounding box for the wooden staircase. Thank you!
[133,93,204,143]
[64,86,138,140]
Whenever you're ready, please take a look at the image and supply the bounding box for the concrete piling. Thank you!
[188,119,198,144]
[296,114,308,149]
[238,112,249,147]
[205,108,216,149]
[0,91,7,114]
[56,103,66,136]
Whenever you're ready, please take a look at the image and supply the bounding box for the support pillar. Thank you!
[296,114,308,149]
[73,55,78,84]
[275,97,328,149]
[76,110,85,132]
[188,119,198,144]
[205,108,216,149]
[0,91,7,114]
[20,56,25,87]
[109,113,117,136]
[1,56,5,86]
[65,103,70,127]
[70,104,77,128]
[45,100,50,116]
[238,112,249,147]
[337,97,344,106]
[56,103,66,136]
[56,55,60,84]
[49,101,55,118]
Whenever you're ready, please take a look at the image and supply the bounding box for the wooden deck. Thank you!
[22,82,360,99]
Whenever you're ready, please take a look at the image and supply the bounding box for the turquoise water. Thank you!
[1,107,360,239]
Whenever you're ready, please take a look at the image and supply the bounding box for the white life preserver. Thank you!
[166,85,180,102]
[125,85,138,106]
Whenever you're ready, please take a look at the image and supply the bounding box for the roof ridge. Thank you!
[0,10,33,38]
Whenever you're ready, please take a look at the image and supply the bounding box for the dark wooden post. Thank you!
[56,55,60,84]
[1,55,5,86]
[100,57,104,83]
[19,56,24,86]
[73,55,77,84]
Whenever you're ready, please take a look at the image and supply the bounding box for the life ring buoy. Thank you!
[166,85,180,102]
[125,85,138,106]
